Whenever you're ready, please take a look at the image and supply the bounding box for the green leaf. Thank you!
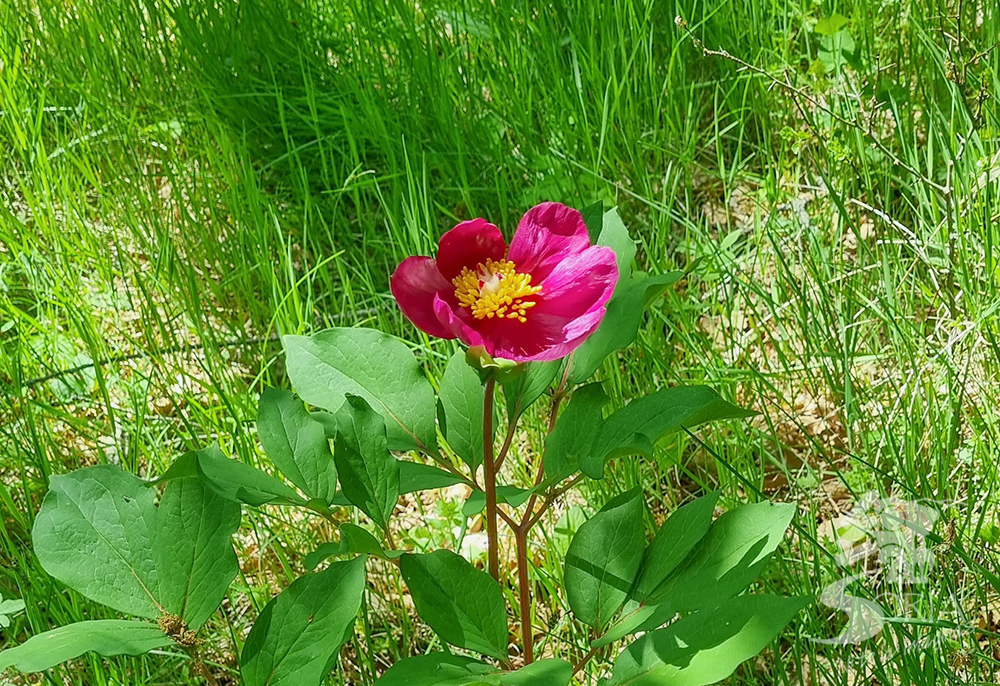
[241,557,367,686]
[305,523,401,570]
[374,654,498,686]
[581,201,604,243]
[32,465,160,618]
[502,361,560,421]
[0,620,172,672]
[544,383,609,479]
[375,658,573,686]
[815,12,849,36]
[462,485,534,516]
[283,329,437,452]
[309,410,340,438]
[399,461,467,493]
[583,386,754,478]
[631,492,719,604]
[0,598,24,617]
[565,489,646,631]
[501,659,573,685]
[597,207,636,277]
[258,388,338,504]
[327,460,468,507]
[334,395,401,529]
[567,272,683,385]
[400,550,508,658]
[607,595,811,686]
[154,477,241,630]
[648,501,795,610]
[174,445,306,507]
[440,350,486,470]
[602,501,796,642]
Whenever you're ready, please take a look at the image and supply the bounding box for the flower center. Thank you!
[452,258,542,322]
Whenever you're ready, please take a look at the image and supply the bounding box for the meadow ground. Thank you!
[2,0,1000,684]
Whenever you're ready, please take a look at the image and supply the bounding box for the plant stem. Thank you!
[521,357,575,527]
[197,661,221,686]
[492,418,518,472]
[514,526,534,664]
[185,649,221,686]
[547,355,574,432]
[571,644,602,677]
[483,377,501,580]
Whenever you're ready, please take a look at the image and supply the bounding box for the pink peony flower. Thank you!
[390,202,619,362]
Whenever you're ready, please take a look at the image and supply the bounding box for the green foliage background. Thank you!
[2,0,1000,683]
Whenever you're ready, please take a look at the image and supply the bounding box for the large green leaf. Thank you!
[32,465,161,618]
[154,477,241,630]
[607,595,811,686]
[583,387,754,478]
[501,659,573,685]
[258,388,338,504]
[327,460,466,507]
[373,655,572,686]
[375,654,498,686]
[601,501,796,643]
[648,502,795,610]
[631,493,719,604]
[400,550,508,658]
[596,207,636,277]
[502,361,560,421]
[173,445,306,507]
[440,350,485,470]
[581,201,604,243]
[567,271,683,385]
[283,329,436,452]
[399,461,467,493]
[544,383,608,479]
[305,523,402,570]
[565,489,646,631]
[334,395,400,529]
[0,620,172,672]
[462,484,535,516]
[241,557,367,686]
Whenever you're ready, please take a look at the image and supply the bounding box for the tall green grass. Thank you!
[2,0,999,683]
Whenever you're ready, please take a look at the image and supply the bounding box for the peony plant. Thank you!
[0,203,809,685]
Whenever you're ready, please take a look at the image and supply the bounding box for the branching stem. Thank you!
[571,644,602,677]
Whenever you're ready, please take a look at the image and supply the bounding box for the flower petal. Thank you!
[432,294,486,348]
[507,202,592,282]
[505,309,609,361]
[488,246,618,362]
[532,246,618,318]
[390,257,457,340]
[435,218,507,281]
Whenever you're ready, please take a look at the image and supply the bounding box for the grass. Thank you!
[2,0,1000,683]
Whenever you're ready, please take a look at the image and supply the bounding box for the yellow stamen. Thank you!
[452,258,541,322]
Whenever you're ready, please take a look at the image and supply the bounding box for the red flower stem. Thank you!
[525,473,584,531]
[571,644,602,676]
[497,507,518,529]
[492,419,518,472]
[547,352,574,429]
[483,378,501,581]
[521,357,574,529]
[514,526,534,665]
